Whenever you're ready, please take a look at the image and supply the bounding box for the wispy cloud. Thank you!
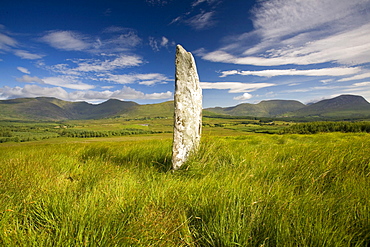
[170,0,221,30]
[146,0,171,6]
[200,81,274,93]
[0,85,69,100]
[16,75,44,84]
[41,28,142,54]
[34,53,169,93]
[14,50,44,60]
[220,67,361,78]
[16,75,95,90]
[0,33,17,51]
[201,0,370,66]
[103,26,126,33]
[40,54,143,78]
[233,93,252,101]
[0,84,172,102]
[41,31,90,51]
[17,67,30,74]
[338,72,370,82]
[149,36,173,51]
[187,11,216,30]
[106,73,171,85]
[94,30,141,53]
[0,30,43,60]
[192,0,220,7]
[353,81,370,87]
[70,55,143,72]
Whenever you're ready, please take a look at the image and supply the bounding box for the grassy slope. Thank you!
[127,100,174,118]
[206,100,305,117]
[1,132,369,246]
[285,95,370,119]
[0,98,170,121]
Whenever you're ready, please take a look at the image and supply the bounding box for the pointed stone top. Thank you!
[176,44,191,57]
[176,44,185,52]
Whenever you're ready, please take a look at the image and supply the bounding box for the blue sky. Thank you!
[0,0,370,108]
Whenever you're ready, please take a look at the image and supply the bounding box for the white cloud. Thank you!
[200,81,274,93]
[170,0,219,30]
[17,67,30,74]
[16,75,95,90]
[43,54,143,78]
[110,86,172,100]
[353,81,370,87]
[161,36,169,47]
[103,26,127,33]
[14,50,44,60]
[0,85,172,102]
[0,33,17,50]
[192,0,220,7]
[106,73,171,85]
[72,54,143,72]
[146,0,171,6]
[149,36,172,51]
[220,67,361,78]
[0,85,69,100]
[320,79,334,84]
[94,31,141,53]
[233,93,253,101]
[16,75,44,84]
[251,0,369,41]
[187,11,216,30]
[42,77,95,90]
[339,72,370,82]
[41,28,142,54]
[201,0,370,66]
[149,37,160,52]
[41,31,90,51]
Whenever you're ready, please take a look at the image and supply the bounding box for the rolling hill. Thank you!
[205,100,305,117]
[284,95,370,119]
[0,94,369,121]
[205,95,370,120]
[0,97,173,121]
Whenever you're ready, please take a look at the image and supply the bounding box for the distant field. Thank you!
[1,120,369,246]
[0,116,300,143]
[2,117,370,144]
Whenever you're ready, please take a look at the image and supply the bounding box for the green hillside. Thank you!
[285,95,370,119]
[206,95,370,120]
[1,95,370,121]
[0,97,169,121]
[128,101,174,118]
[206,100,305,117]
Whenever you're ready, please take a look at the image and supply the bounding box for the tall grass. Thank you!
[0,133,369,246]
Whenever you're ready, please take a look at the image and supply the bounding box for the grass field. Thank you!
[1,122,369,246]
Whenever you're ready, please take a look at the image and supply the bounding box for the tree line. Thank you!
[280,121,370,134]
[59,128,168,138]
[0,125,170,143]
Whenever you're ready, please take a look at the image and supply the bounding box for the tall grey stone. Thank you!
[172,45,202,170]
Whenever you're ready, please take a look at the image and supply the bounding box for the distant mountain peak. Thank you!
[288,94,370,119]
[0,97,173,121]
[205,94,370,119]
[1,95,369,121]
[205,99,305,117]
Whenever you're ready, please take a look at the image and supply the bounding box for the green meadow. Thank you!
[0,118,369,246]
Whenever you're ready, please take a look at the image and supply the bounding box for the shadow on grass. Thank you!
[80,146,173,173]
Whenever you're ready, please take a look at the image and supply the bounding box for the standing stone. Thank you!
[172,44,202,170]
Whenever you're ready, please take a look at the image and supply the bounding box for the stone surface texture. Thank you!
[172,45,202,170]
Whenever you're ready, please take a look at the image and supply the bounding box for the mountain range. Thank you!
[205,95,370,120]
[0,97,174,121]
[0,94,369,121]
